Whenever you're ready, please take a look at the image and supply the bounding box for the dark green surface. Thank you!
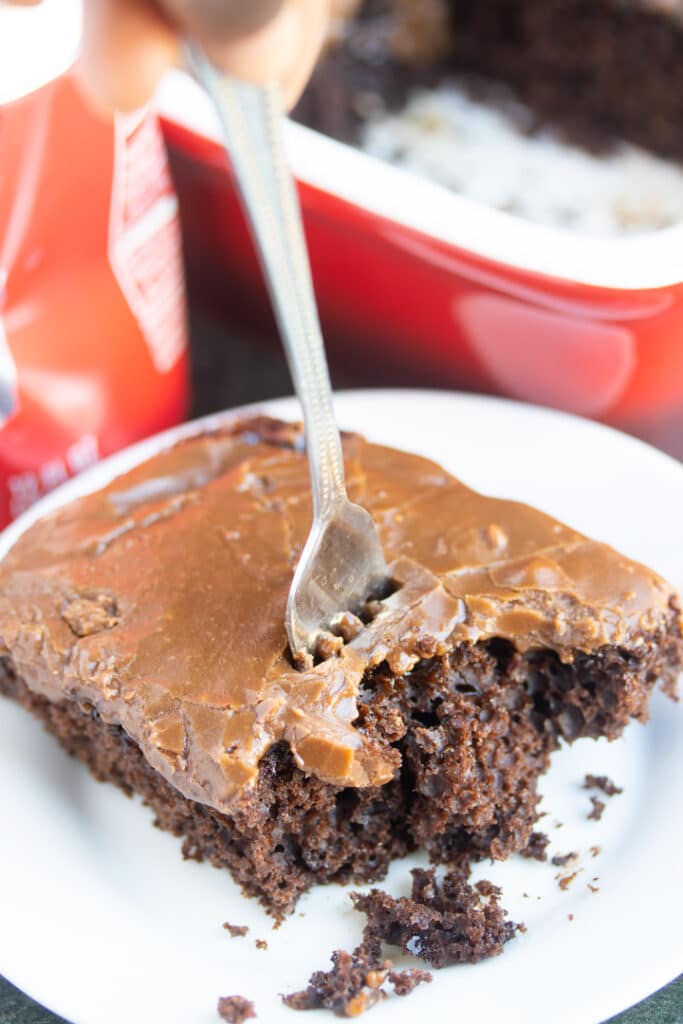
[1,318,681,1023]
[1,962,681,1023]
[606,977,683,1024]
[0,976,71,1024]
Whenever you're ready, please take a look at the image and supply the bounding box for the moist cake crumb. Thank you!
[590,846,602,858]
[551,852,578,868]
[588,883,600,893]
[255,939,268,951]
[217,995,256,1023]
[558,872,579,891]
[588,797,606,821]
[223,922,249,939]
[584,774,623,797]
[282,950,431,1016]
[387,967,432,996]
[351,868,521,968]
[521,831,550,861]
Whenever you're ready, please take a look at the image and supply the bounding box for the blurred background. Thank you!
[2,1,683,1021]
[3,0,683,531]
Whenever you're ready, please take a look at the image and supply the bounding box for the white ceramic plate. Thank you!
[1,390,681,1024]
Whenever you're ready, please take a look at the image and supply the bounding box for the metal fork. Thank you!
[185,44,388,663]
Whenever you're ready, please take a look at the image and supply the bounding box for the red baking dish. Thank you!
[158,71,683,460]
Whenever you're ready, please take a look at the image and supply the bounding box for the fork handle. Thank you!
[185,43,347,519]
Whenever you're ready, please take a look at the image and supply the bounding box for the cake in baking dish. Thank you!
[294,0,683,236]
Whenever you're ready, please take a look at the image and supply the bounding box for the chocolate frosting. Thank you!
[0,419,678,814]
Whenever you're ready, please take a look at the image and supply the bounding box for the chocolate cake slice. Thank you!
[0,417,680,917]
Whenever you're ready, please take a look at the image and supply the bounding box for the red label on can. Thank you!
[0,72,189,528]
[109,109,187,374]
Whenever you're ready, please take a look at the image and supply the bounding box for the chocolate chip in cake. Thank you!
[551,852,578,868]
[521,831,550,861]
[282,951,390,1015]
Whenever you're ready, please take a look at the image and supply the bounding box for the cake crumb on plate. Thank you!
[217,995,256,1023]
[521,831,550,861]
[351,868,521,969]
[584,774,623,797]
[588,797,606,821]
[558,872,580,891]
[551,852,578,868]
